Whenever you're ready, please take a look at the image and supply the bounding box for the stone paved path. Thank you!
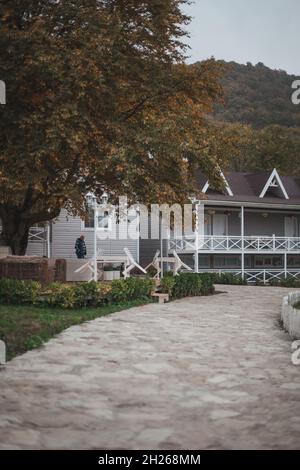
[1,285,300,450]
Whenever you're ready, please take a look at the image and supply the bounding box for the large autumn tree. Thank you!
[0,0,226,254]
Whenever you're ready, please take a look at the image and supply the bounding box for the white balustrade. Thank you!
[195,268,300,285]
[169,235,300,253]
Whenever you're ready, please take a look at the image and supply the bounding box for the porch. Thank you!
[168,203,300,280]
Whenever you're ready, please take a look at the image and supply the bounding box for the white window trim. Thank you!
[259,169,289,200]
[202,171,233,197]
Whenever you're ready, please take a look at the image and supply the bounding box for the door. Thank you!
[285,216,298,238]
[213,214,228,236]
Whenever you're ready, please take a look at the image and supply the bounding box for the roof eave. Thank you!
[196,199,300,210]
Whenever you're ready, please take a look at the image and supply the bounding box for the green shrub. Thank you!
[45,283,77,309]
[160,276,176,296]
[173,273,203,298]
[110,277,154,303]
[72,282,110,308]
[160,273,214,299]
[42,281,113,309]
[197,273,215,294]
[269,277,300,288]
[0,278,41,305]
[212,273,247,285]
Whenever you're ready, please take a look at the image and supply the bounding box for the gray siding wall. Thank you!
[1,211,138,261]
[26,242,46,257]
[51,209,139,260]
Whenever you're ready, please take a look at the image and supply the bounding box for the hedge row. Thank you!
[0,274,216,308]
[0,277,155,309]
[209,272,247,285]
[160,273,215,299]
[269,277,300,288]
[0,271,252,309]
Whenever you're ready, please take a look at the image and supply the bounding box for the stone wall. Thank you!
[0,257,66,284]
[281,292,300,339]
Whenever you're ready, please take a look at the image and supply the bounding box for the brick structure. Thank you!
[0,257,66,284]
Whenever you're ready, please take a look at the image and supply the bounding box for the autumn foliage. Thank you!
[0,0,227,254]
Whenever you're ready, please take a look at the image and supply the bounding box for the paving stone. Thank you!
[0,285,300,449]
[210,410,241,420]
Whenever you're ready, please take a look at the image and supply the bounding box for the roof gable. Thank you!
[259,169,289,200]
[202,171,233,197]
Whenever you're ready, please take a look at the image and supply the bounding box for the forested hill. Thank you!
[212,61,300,128]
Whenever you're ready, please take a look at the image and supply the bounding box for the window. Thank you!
[198,255,210,268]
[83,208,94,228]
[98,211,110,229]
[83,208,111,230]
[285,216,299,238]
[254,255,283,268]
[288,255,300,268]
[245,255,252,269]
[213,255,241,268]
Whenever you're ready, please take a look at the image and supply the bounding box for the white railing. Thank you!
[169,235,300,253]
[28,225,47,243]
[197,269,300,284]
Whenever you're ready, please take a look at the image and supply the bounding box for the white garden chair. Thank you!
[172,250,192,275]
[123,247,147,278]
[144,250,161,279]
[74,259,102,282]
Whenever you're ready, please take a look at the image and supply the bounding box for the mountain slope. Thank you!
[212,61,300,128]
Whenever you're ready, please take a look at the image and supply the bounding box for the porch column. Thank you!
[160,213,164,279]
[93,199,98,281]
[241,205,245,279]
[284,252,287,279]
[194,202,199,273]
[47,222,51,258]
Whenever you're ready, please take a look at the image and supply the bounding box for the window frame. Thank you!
[81,207,113,232]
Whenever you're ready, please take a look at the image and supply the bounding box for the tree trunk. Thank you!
[0,209,30,255]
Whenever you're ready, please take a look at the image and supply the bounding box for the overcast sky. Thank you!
[183,0,300,75]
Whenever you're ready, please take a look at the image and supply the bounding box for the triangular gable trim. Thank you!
[259,169,289,200]
[202,171,233,197]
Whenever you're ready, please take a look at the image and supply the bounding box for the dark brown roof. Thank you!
[198,169,300,206]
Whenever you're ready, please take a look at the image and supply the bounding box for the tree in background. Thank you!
[0,0,228,254]
[221,122,300,176]
[253,125,300,175]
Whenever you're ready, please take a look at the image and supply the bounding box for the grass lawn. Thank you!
[0,300,148,361]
